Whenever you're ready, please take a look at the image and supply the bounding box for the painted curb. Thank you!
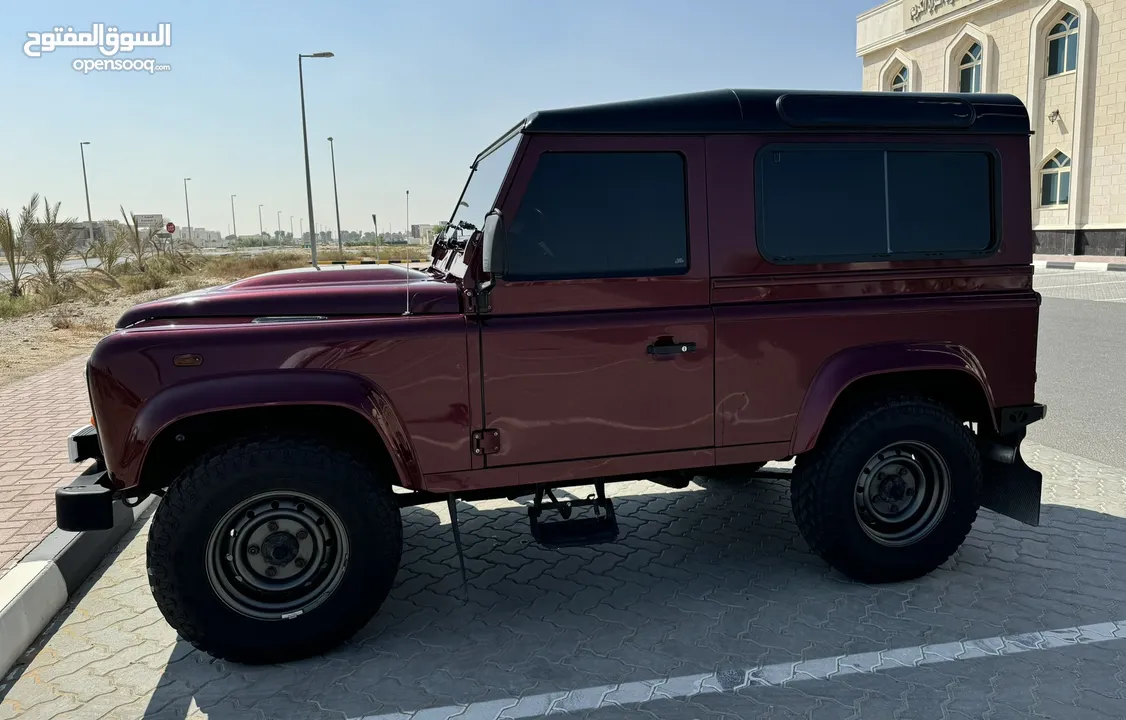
[1034,259,1126,272]
[0,494,156,679]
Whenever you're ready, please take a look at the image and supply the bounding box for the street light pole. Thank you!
[299,51,334,267]
[183,178,193,244]
[405,190,410,238]
[290,216,295,246]
[79,142,94,250]
[299,218,304,245]
[328,136,344,256]
[258,204,264,247]
[230,194,238,246]
[276,210,281,246]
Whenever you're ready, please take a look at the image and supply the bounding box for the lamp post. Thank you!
[405,190,410,238]
[230,194,238,246]
[276,210,281,246]
[299,51,334,267]
[290,216,295,246]
[79,142,94,250]
[183,178,192,244]
[299,218,304,246]
[328,136,343,256]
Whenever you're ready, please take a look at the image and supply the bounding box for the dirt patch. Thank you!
[0,276,223,387]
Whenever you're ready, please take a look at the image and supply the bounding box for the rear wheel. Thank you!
[791,396,980,583]
[147,435,402,664]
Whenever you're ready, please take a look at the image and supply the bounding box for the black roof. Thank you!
[522,89,1030,136]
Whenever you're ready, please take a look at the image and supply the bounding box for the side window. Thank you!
[756,145,996,263]
[502,152,688,281]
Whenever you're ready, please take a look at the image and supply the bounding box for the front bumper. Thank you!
[56,463,115,531]
[980,403,1048,527]
[57,424,114,532]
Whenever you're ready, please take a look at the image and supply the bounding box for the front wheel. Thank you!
[147,436,402,664]
[790,396,981,583]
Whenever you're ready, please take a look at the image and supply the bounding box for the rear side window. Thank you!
[502,152,689,281]
[756,145,998,263]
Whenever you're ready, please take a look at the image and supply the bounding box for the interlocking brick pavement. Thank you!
[0,356,90,575]
[3,442,1126,719]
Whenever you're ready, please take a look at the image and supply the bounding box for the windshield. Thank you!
[448,127,522,232]
[432,124,523,279]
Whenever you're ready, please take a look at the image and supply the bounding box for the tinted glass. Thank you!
[1047,37,1066,75]
[1041,173,1057,205]
[757,145,996,262]
[503,152,688,280]
[1059,170,1071,204]
[1065,34,1078,72]
[757,148,888,260]
[886,151,992,252]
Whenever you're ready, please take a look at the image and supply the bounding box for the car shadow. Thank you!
[121,469,1126,719]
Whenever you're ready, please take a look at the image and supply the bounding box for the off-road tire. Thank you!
[147,435,402,664]
[790,396,980,583]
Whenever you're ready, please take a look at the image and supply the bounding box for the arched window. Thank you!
[890,66,909,92]
[1047,12,1079,76]
[959,43,982,92]
[1040,152,1071,206]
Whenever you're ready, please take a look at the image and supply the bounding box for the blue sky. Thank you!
[1,0,872,236]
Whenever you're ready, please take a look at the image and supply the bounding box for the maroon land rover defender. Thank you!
[57,89,1046,664]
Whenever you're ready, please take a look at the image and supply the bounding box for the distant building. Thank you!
[410,224,434,245]
[172,227,223,247]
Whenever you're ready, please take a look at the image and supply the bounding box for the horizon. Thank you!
[2,0,870,238]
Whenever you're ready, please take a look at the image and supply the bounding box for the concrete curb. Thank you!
[1034,259,1126,271]
[0,494,156,678]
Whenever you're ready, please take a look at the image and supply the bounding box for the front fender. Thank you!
[790,342,996,455]
[112,369,421,490]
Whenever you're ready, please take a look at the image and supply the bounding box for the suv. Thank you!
[57,89,1046,664]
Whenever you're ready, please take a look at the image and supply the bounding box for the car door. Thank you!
[478,135,714,468]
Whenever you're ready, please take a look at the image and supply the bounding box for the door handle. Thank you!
[647,341,696,356]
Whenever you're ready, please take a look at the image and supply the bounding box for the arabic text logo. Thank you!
[24,23,171,58]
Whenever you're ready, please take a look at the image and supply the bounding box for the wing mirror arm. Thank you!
[480,209,504,291]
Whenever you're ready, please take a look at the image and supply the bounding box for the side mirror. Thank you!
[481,209,504,276]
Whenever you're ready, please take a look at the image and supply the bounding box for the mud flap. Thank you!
[980,427,1042,526]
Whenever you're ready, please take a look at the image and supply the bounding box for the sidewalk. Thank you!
[1034,253,1126,270]
[0,357,90,577]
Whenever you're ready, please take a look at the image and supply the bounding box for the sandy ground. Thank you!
[0,278,218,387]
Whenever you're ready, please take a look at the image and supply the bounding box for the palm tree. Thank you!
[118,206,159,269]
[29,197,78,287]
[0,194,41,297]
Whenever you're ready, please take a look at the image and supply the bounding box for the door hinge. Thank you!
[463,287,491,314]
[472,428,501,456]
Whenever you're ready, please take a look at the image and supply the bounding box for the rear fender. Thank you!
[791,342,996,455]
[116,370,420,490]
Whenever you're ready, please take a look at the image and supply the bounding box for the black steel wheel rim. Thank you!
[853,441,951,547]
[205,490,349,620]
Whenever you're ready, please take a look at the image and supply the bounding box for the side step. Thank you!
[528,483,618,548]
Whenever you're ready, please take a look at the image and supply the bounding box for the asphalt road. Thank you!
[1029,269,1126,470]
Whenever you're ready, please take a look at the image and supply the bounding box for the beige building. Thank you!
[857,0,1125,256]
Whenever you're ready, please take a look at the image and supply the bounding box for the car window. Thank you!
[502,152,689,281]
[756,145,997,263]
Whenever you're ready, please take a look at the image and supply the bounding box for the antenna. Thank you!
[403,246,411,316]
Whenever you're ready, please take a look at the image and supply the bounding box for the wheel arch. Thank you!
[791,342,997,456]
[122,370,422,493]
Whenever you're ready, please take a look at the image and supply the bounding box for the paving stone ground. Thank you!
[3,443,1126,719]
[0,356,90,574]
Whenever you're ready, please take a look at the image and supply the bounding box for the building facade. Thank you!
[857,0,1125,255]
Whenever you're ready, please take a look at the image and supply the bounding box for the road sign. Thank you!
[133,214,162,227]
[166,222,176,234]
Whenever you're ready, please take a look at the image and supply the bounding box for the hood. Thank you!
[116,264,461,328]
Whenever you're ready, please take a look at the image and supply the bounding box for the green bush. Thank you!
[121,267,171,293]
